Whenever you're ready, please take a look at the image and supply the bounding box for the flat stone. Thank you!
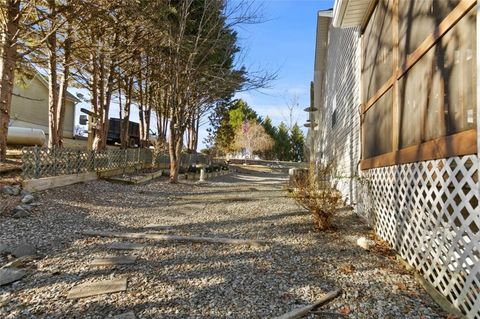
[0,268,26,286]
[107,242,145,251]
[0,243,9,255]
[1,186,20,196]
[112,311,137,319]
[20,204,33,211]
[1,186,13,195]
[12,209,29,219]
[20,190,31,197]
[357,237,375,250]
[21,195,35,205]
[67,278,127,299]
[144,224,171,230]
[2,256,37,268]
[12,244,36,258]
[90,256,137,266]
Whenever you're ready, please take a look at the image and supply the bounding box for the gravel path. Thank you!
[0,167,447,318]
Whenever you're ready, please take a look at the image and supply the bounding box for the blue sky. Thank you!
[216,0,335,144]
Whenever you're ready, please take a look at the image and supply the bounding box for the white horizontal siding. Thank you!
[313,25,361,207]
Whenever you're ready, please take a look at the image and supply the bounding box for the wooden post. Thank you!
[392,0,399,153]
[200,168,205,182]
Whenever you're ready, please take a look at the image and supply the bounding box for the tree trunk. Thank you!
[92,52,106,151]
[47,24,58,148]
[144,104,151,146]
[93,60,114,150]
[56,28,72,148]
[0,0,20,162]
[194,112,200,152]
[93,33,118,151]
[121,77,133,149]
[168,120,183,183]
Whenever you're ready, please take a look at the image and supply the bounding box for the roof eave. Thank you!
[333,0,375,28]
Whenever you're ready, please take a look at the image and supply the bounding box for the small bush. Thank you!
[290,163,343,231]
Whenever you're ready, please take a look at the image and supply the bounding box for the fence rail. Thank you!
[21,147,219,179]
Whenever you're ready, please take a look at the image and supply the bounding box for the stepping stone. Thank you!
[2,255,37,268]
[0,268,26,286]
[67,278,127,299]
[90,256,137,266]
[144,224,171,230]
[112,311,136,319]
[12,244,36,258]
[107,242,145,251]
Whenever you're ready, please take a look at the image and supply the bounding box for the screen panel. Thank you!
[362,0,393,101]
[399,0,461,67]
[364,88,393,159]
[442,7,477,135]
[398,6,476,149]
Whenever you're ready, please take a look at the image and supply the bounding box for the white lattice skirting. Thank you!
[357,155,480,318]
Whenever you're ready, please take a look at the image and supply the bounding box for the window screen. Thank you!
[398,6,477,148]
[399,0,460,67]
[363,89,393,159]
[362,0,394,101]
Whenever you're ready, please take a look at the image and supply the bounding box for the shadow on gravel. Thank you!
[0,168,446,318]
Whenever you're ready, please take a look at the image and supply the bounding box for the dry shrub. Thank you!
[290,163,343,230]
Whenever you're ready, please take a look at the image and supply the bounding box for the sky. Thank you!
[232,0,334,118]
[72,0,335,148]
[197,0,335,148]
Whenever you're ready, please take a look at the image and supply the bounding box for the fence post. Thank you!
[124,149,128,168]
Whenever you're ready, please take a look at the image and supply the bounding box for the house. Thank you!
[308,0,479,317]
[10,72,79,138]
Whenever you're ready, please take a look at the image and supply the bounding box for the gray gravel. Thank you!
[0,167,447,318]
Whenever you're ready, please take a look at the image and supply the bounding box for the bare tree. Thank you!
[234,120,274,158]
[0,0,38,161]
[282,93,300,133]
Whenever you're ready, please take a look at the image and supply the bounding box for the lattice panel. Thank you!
[358,155,480,318]
[21,147,217,179]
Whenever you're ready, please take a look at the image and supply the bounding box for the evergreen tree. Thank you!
[261,116,277,159]
[228,99,259,131]
[290,123,305,161]
[275,122,291,161]
[206,99,260,155]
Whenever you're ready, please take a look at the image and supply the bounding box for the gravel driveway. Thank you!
[0,167,447,318]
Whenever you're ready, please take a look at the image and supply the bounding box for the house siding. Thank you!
[10,75,75,138]
[313,26,361,207]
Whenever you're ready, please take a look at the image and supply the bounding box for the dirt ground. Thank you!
[0,166,447,318]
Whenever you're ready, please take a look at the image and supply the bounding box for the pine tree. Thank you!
[206,99,260,155]
[290,123,305,162]
[261,116,277,159]
[275,122,291,161]
[228,99,259,131]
